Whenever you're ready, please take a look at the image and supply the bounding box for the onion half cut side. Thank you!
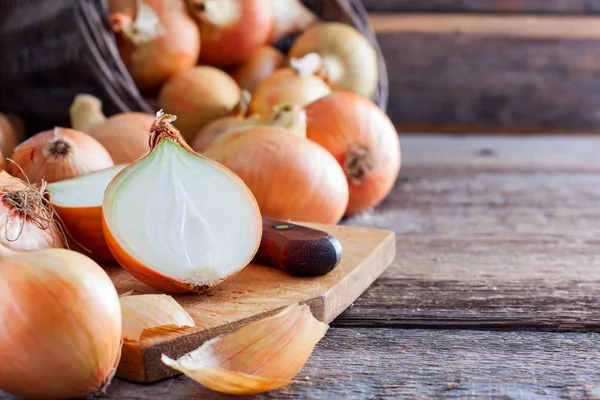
[102,112,262,293]
[48,165,126,262]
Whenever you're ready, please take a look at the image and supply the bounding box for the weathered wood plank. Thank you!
[345,166,600,238]
[338,135,600,330]
[334,235,600,330]
[400,135,600,171]
[364,0,600,14]
[378,32,600,131]
[368,14,600,132]
[352,136,600,238]
[371,14,600,39]
[17,328,596,399]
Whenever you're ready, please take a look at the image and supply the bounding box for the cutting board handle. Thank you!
[253,217,343,276]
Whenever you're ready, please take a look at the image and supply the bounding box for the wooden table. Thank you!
[4,135,600,399]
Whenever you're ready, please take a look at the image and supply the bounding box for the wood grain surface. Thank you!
[369,13,600,132]
[109,224,395,382]
[104,328,600,399]
[363,0,600,14]
[3,136,599,399]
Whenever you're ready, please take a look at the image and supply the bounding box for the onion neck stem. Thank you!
[269,105,307,139]
[197,0,241,27]
[70,94,107,132]
[321,56,344,85]
[290,53,324,78]
[231,90,251,117]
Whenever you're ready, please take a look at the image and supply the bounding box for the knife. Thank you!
[252,217,343,277]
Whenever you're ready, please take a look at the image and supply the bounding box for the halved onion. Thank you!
[120,294,195,341]
[102,112,262,293]
[48,165,126,262]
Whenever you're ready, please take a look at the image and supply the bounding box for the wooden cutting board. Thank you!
[104,223,395,383]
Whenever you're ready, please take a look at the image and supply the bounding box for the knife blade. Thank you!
[252,217,343,277]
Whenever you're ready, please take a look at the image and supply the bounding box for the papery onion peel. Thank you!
[162,303,328,395]
[120,294,195,341]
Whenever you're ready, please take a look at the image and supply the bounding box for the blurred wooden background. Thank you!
[364,0,600,133]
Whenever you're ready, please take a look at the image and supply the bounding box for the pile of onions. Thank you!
[0,246,122,399]
[306,92,401,215]
[0,112,24,158]
[8,127,114,184]
[289,23,379,99]
[249,53,331,115]
[70,94,153,164]
[48,165,126,262]
[102,112,262,293]
[204,125,348,224]
[159,66,241,141]
[268,0,316,43]
[230,46,285,93]
[187,0,273,67]
[0,171,65,251]
[110,0,200,93]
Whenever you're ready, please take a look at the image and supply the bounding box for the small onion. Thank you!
[159,66,241,141]
[111,0,200,93]
[0,113,24,157]
[0,171,65,251]
[70,94,153,164]
[192,96,307,154]
[188,0,273,67]
[8,127,114,184]
[306,92,401,215]
[230,46,286,93]
[268,0,317,44]
[289,22,379,99]
[248,53,331,115]
[204,126,349,224]
[102,112,262,293]
[191,90,255,153]
[0,246,122,399]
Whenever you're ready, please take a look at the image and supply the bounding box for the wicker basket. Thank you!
[0,0,388,136]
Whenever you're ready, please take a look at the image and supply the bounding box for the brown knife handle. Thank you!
[253,217,343,277]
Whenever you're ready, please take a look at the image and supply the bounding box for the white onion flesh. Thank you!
[103,138,261,285]
[48,165,126,207]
